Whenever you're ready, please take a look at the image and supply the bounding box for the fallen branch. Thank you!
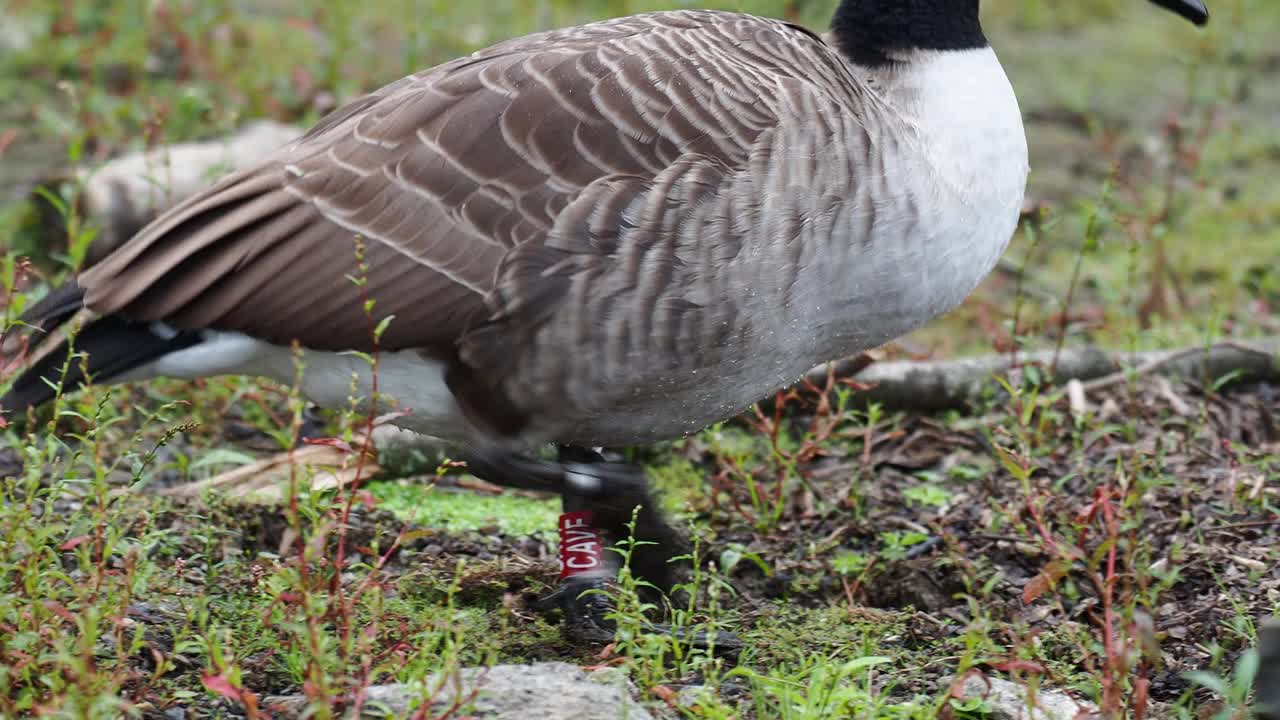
[802,339,1280,413]
[1077,342,1274,393]
[163,434,382,503]
[28,120,302,267]
[164,423,457,503]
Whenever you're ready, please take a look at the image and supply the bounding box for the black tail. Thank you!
[14,280,86,335]
[1,280,201,415]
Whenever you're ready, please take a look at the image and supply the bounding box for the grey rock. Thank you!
[264,662,656,720]
[676,684,718,711]
[951,675,1097,720]
[0,13,34,54]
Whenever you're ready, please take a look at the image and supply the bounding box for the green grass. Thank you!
[369,481,561,540]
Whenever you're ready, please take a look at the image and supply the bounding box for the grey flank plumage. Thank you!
[67,10,887,443]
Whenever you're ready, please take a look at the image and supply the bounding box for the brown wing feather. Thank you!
[75,11,839,436]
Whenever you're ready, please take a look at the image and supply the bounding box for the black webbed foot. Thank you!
[533,575,617,645]
[534,575,744,658]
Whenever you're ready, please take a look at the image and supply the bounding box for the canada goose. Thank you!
[2,0,1209,643]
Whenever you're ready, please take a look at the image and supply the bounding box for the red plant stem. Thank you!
[332,238,384,701]
[1025,496,1061,555]
[1083,484,1129,717]
[346,530,411,716]
[723,465,760,526]
[282,342,326,696]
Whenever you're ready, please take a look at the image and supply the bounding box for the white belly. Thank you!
[123,330,470,441]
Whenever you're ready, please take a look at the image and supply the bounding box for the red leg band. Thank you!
[558,511,604,579]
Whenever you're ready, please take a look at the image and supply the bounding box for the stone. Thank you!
[0,13,34,54]
[264,662,657,720]
[950,675,1097,720]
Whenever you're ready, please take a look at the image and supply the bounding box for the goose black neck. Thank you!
[831,0,987,67]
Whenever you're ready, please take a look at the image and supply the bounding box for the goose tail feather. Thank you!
[1,280,200,416]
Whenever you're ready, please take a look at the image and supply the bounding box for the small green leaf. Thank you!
[904,484,952,508]
[1183,670,1230,697]
[1210,369,1247,393]
[1231,648,1258,691]
[190,448,259,470]
[32,186,69,218]
[841,656,892,673]
[374,314,396,341]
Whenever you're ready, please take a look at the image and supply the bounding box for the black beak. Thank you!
[1148,0,1209,25]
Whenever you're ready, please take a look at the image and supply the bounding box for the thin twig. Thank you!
[1080,342,1277,394]
[796,339,1280,413]
[1202,520,1280,535]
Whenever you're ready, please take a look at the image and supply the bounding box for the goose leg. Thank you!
[460,445,741,656]
[541,445,679,644]
[460,444,678,591]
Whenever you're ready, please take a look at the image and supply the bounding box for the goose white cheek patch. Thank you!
[558,511,605,579]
